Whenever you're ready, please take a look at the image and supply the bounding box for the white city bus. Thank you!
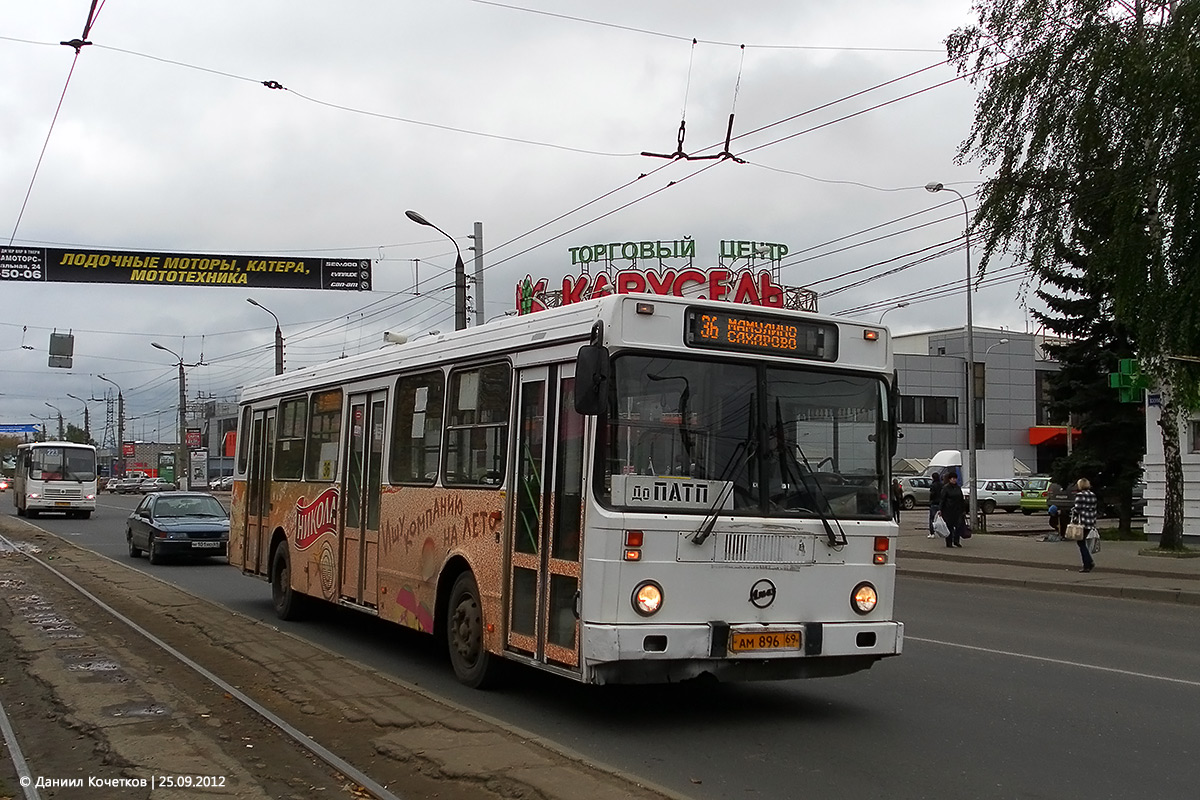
[230,294,903,687]
[14,441,98,518]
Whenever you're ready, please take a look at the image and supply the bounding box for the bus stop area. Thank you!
[895,510,1200,605]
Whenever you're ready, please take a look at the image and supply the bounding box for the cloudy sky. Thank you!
[1,0,1036,444]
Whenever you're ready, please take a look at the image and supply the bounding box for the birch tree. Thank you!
[948,0,1200,549]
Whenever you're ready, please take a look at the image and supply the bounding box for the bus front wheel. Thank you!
[447,571,499,689]
[271,545,306,621]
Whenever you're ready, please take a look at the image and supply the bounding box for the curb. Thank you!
[899,568,1200,605]
[897,549,1200,582]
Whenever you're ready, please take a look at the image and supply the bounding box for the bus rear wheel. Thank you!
[447,571,499,689]
[271,545,306,621]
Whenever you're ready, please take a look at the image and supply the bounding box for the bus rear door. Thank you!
[507,365,584,672]
[340,390,386,608]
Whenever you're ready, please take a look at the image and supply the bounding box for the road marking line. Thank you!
[908,635,1200,688]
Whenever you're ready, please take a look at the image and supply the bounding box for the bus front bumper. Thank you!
[581,620,903,684]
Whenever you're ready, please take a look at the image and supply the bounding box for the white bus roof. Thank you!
[239,294,891,404]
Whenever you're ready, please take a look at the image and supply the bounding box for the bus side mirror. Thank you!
[575,344,611,416]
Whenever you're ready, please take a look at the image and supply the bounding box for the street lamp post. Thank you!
[97,374,125,475]
[247,298,284,375]
[981,338,1010,448]
[151,342,191,491]
[405,210,467,330]
[926,181,978,529]
[878,302,910,325]
[66,393,91,442]
[45,402,64,440]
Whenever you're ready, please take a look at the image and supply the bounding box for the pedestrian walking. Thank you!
[1072,478,1097,572]
[927,472,943,538]
[940,472,966,548]
[891,478,903,523]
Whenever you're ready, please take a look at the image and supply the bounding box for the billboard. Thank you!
[1,246,370,291]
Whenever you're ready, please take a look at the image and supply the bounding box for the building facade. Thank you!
[892,326,1070,475]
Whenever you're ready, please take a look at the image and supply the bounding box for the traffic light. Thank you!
[1108,358,1147,403]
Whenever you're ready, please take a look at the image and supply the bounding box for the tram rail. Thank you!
[0,520,679,800]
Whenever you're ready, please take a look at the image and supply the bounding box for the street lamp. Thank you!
[405,210,467,330]
[926,181,978,529]
[247,298,284,375]
[97,374,126,475]
[878,302,909,325]
[981,339,1010,448]
[151,342,192,491]
[44,402,64,440]
[66,393,91,442]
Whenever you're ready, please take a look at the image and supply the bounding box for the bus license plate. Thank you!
[192,541,221,549]
[730,630,801,653]
[54,501,71,507]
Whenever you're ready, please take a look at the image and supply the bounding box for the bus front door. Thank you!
[340,391,386,607]
[507,366,584,672]
[243,408,275,576]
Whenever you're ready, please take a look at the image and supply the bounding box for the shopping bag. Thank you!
[1086,527,1101,553]
[932,512,950,539]
[1065,523,1086,540]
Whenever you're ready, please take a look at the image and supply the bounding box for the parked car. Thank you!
[107,476,141,494]
[1020,477,1053,515]
[899,476,933,509]
[1048,480,1147,518]
[218,475,234,490]
[139,477,176,493]
[126,491,230,564]
[0,477,9,492]
[963,478,1024,514]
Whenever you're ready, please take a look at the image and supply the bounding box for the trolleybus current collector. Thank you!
[230,294,904,687]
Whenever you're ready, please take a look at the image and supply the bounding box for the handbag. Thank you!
[932,512,950,539]
[1065,523,1086,540]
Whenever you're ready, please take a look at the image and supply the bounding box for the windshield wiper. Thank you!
[691,398,756,545]
[773,399,847,547]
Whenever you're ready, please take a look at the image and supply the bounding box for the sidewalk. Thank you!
[896,511,1200,605]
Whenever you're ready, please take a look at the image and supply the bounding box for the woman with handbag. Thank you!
[1072,478,1098,572]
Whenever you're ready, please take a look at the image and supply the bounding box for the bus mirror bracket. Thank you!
[575,322,610,416]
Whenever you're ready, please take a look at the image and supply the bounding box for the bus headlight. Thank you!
[851,582,878,614]
[632,581,663,616]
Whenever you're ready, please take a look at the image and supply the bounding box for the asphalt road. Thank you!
[19,495,1200,799]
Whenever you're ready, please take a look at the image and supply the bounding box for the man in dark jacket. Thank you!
[940,472,966,548]
[927,472,943,538]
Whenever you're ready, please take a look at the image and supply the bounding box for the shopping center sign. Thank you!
[514,237,816,314]
[0,245,370,291]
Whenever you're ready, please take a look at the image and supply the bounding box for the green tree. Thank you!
[64,423,93,446]
[947,0,1200,550]
[1032,233,1144,532]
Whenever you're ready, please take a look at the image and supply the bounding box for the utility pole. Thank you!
[406,210,467,331]
[98,375,125,476]
[470,221,484,326]
[151,343,202,491]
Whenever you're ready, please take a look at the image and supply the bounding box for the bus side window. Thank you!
[444,363,511,486]
[391,371,444,485]
[274,396,308,480]
[305,390,343,482]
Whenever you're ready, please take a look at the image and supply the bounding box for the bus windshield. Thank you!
[601,354,889,519]
[28,446,97,482]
